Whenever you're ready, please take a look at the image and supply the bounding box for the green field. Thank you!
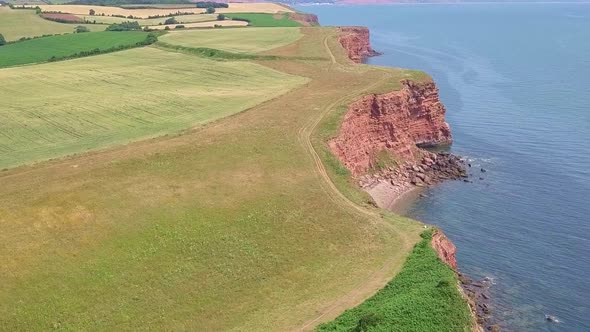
[79,13,218,26]
[227,13,302,27]
[0,25,471,331]
[317,230,472,331]
[0,7,104,41]
[0,47,306,169]
[159,27,303,54]
[0,31,150,68]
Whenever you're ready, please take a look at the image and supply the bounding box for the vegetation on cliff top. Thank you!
[317,229,472,332]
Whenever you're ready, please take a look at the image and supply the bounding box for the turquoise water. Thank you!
[297,3,590,331]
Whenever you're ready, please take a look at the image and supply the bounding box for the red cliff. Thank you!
[338,27,380,63]
[329,79,452,177]
[431,230,458,270]
[288,12,319,26]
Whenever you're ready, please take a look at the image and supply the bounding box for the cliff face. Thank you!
[329,79,452,176]
[431,230,458,270]
[288,12,319,26]
[338,27,380,63]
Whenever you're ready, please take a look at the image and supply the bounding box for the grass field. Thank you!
[27,3,291,18]
[0,47,306,169]
[227,13,302,27]
[0,26,471,331]
[78,13,218,25]
[0,31,149,68]
[0,7,104,41]
[317,230,472,331]
[147,20,248,30]
[159,27,303,54]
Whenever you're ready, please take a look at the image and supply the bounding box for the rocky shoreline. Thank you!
[359,151,467,209]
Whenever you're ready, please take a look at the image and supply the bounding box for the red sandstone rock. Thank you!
[431,230,458,270]
[329,79,452,176]
[338,27,380,63]
[288,13,319,26]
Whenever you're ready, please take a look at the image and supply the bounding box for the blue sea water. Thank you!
[297,3,590,331]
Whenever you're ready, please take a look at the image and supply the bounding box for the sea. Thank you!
[296,3,590,331]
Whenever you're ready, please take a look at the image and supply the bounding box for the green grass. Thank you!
[0,7,104,41]
[0,31,150,68]
[158,27,303,54]
[317,229,473,332]
[0,47,307,169]
[227,12,302,27]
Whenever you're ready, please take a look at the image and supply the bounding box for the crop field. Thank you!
[158,27,303,54]
[0,31,149,68]
[27,3,291,18]
[0,7,104,41]
[79,13,218,25]
[0,47,306,169]
[41,12,84,22]
[147,20,248,30]
[226,13,302,27]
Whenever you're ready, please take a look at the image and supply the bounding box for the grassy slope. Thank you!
[0,27,425,330]
[0,47,306,169]
[317,230,472,332]
[0,7,104,41]
[226,13,302,27]
[0,31,149,68]
[158,27,303,54]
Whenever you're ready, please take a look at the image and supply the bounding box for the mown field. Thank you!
[0,7,104,41]
[158,27,303,54]
[0,31,149,68]
[0,46,306,169]
[227,13,302,27]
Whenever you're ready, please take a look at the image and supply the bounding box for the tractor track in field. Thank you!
[294,36,416,331]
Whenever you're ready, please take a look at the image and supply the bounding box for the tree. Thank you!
[0,34,6,47]
[89,8,95,16]
[75,26,90,33]
[206,6,215,14]
[216,14,225,21]
[164,17,178,25]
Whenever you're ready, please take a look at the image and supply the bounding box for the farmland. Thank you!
[158,27,303,53]
[0,31,150,68]
[0,12,471,332]
[227,13,302,27]
[147,20,248,30]
[0,46,306,169]
[0,7,104,41]
[79,13,218,25]
[26,3,291,18]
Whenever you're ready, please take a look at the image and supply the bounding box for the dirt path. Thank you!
[294,37,417,331]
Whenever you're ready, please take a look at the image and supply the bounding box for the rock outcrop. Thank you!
[330,79,453,177]
[338,27,381,63]
[431,229,458,270]
[288,12,319,26]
